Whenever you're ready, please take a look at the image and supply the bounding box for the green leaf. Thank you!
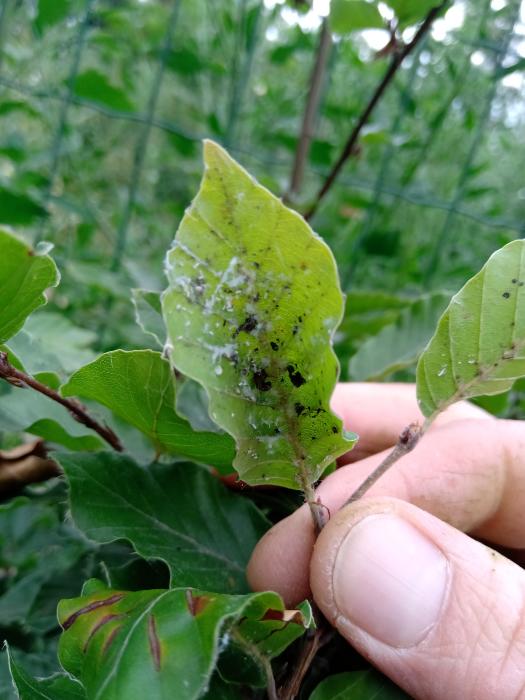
[0,229,59,344]
[309,670,409,698]
[387,0,439,26]
[34,0,71,34]
[349,293,449,381]
[8,312,97,375]
[57,582,308,699]
[417,240,525,418]
[7,647,87,700]
[0,498,91,628]
[58,453,269,592]
[61,350,235,471]
[0,188,47,225]
[131,289,165,348]
[73,70,134,112]
[0,374,104,452]
[330,0,384,33]
[496,57,525,78]
[162,141,354,489]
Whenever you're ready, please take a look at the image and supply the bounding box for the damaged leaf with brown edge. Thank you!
[162,141,355,489]
[57,579,311,700]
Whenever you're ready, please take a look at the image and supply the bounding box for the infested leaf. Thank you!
[57,581,309,700]
[58,452,269,592]
[417,240,525,418]
[162,141,354,489]
[61,350,235,471]
[0,228,59,344]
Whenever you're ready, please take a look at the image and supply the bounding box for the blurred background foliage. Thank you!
[0,0,524,379]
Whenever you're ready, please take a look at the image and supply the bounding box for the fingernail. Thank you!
[332,514,448,648]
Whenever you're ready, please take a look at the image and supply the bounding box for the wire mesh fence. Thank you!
[0,0,524,308]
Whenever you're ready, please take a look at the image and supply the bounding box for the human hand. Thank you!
[248,383,525,699]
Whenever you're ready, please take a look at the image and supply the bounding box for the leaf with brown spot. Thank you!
[57,581,311,700]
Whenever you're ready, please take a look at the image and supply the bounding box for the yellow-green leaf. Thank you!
[162,141,354,489]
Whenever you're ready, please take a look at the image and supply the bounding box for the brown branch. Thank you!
[278,606,334,700]
[0,440,60,497]
[304,2,447,221]
[0,351,123,452]
[286,19,332,201]
[344,422,423,507]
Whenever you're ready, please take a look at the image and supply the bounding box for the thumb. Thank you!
[311,497,525,700]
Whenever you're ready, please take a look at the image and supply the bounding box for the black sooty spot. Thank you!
[253,369,272,392]
[270,341,279,351]
[294,402,305,416]
[331,426,338,434]
[287,365,306,388]
[502,292,511,299]
[235,315,258,336]
[292,326,299,336]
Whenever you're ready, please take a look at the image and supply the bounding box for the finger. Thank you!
[247,418,525,606]
[311,497,525,700]
[331,383,490,463]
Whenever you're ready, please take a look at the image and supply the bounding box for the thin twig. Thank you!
[344,422,425,507]
[0,352,123,452]
[304,2,447,221]
[286,19,332,200]
[278,606,334,700]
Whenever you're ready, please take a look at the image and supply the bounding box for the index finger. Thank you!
[331,382,490,462]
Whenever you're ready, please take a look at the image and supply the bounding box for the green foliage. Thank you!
[162,141,355,489]
[0,229,58,344]
[417,240,525,418]
[73,70,135,113]
[330,1,385,34]
[309,670,410,698]
[62,350,235,470]
[56,581,309,700]
[58,453,268,592]
[8,648,86,700]
[349,292,449,381]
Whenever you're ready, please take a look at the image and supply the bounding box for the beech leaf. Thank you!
[57,581,309,700]
[417,240,525,418]
[0,228,59,344]
[58,453,268,593]
[61,350,235,471]
[162,141,354,489]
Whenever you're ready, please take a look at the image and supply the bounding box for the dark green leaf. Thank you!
[162,141,354,489]
[58,452,269,592]
[7,647,86,700]
[309,670,409,699]
[34,0,71,34]
[349,293,449,381]
[61,350,235,471]
[387,0,439,26]
[0,229,58,344]
[73,70,134,112]
[0,189,46,226]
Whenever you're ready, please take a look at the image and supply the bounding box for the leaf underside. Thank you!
[162,141,354,489]
[417,240,525,417]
